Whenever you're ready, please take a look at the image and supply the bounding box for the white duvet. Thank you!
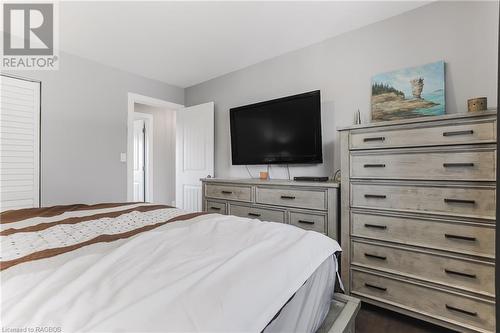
[1,212,340,332]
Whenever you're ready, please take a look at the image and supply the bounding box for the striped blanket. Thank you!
[1,203,205,270]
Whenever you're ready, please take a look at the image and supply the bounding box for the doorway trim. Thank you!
[133,112,153,202]
[127,93,184,202]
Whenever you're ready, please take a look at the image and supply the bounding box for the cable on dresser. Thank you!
[245,165,254,179]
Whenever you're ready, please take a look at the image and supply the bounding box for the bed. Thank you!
[1,203,356,332]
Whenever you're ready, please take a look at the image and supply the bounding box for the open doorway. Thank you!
[133,103,177,205]
[127,93,214,211]
[128,93,182,206]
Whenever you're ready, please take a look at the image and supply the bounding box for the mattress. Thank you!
[1,203,341,332]
[264,255,337,333]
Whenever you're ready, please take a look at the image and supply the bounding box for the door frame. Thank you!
[133,112,153,202]
[127,93,183,202]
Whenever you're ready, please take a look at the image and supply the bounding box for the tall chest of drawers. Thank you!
[338,111,497,333]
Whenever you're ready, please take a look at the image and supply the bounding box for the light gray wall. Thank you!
[185,1,499,179]
[4,52,184,206]
[134,103,176,206]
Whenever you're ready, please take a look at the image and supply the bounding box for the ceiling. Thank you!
[59,1,430,88]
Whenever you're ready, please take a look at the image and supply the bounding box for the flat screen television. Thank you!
[230,90,322,165]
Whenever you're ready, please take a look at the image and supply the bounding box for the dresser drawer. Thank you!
[351,149,496,181]
[205,200,226,214]
[351,183,496,219]
[350,121,496,150]
[229,204,285,223]
[351,212,495,258]
[205,184,252,202]
[352,270,495,333]
[352,241,494,296]
[289,211,326,233]
[256,187,326,210]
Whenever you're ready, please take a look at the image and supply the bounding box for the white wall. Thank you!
[4,52,184,206]
[134,103,176,206]
[185,1,499,179]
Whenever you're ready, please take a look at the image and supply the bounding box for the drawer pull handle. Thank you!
[363,164,386,168]
[444,198,475,205]
[445,304,477,317]
[364,253,387,260]
[364,224,387,230]
[443,163,475,168]
[248,212,261,217]
[364,283,387,291]
[298,220,315,225]
[445,234,476,242]
[221,190,233,194]
[363,137,385,142]
[210,207,221,211]
[364,194,386,199]
[444,269,477,279]
[443,130,474,137]
[280,195,296,200]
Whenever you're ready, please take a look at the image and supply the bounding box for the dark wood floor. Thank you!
[355,303,456,333]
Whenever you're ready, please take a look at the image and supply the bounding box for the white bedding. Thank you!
[264,256,336,333]
[1,206,341,332]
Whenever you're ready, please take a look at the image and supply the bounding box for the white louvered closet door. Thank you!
[0,75,41,211]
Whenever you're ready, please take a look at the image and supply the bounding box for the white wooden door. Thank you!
[176,102,214,212]
[133,119,145,202]
[0,75,41,211]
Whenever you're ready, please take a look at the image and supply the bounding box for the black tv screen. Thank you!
[230,90,322,165]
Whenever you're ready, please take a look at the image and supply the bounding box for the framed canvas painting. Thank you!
[371,61,445,122]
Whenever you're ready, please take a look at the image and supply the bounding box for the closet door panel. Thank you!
[0,75,40,211]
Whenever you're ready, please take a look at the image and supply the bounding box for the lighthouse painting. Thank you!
[371,61,445,122]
